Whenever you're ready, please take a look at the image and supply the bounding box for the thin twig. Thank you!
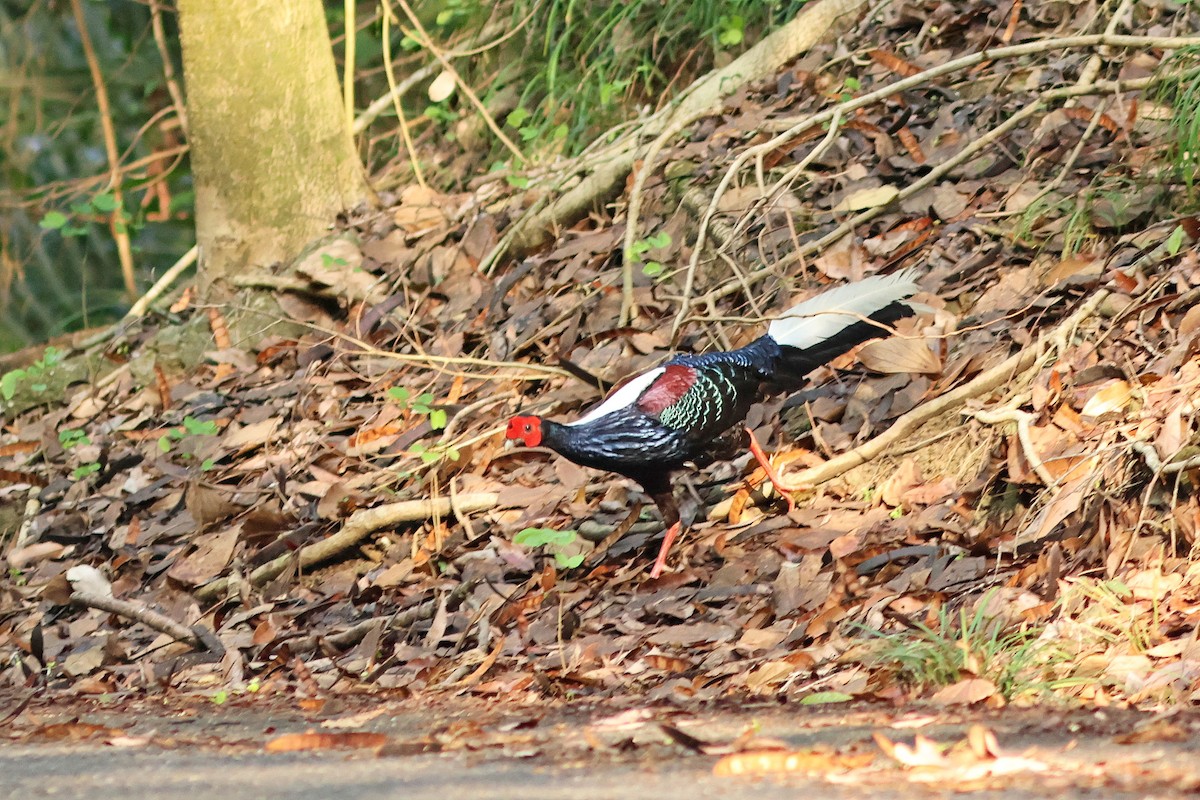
[150,1,188,137]
[672,106,845,338]
[699,75,1157,310]
[70,0,136,300]
[392,0,525,163]
[196,493,499,602]
[967,403,1057,486]
[123,245,199,321]
[71,592,223,657]
[379,2,426,189]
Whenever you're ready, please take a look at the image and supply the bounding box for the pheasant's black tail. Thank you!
[765,270,921,387]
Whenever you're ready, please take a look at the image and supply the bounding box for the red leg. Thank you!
[649,521,681,578]
[745,426,796,512]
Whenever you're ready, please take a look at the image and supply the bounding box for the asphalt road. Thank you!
[3,700,1197,800]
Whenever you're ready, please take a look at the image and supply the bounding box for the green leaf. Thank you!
[642,261,664,278]
[91,193,119,212]
[644,231,672,249]
[39,211,68,230]
[554,552,585,569]
[717,15,744,46]
[506,175,530,189]
[429,408,447,430]
[158,435,173,453]
[513,527,577,549]
[201,458,216,471]
[182,416,219,436]
[71,462,101,480]
[1166,224,1186,256]
[58,428,90,448]
[799,691,854,705]
[387,386,411,405]
[506,108,530,128]
[844,76,862,92]
[1,369,26,401]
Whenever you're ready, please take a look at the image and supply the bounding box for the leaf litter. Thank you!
[5,2,1200,791]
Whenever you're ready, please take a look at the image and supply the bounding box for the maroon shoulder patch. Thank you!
[637,365,697,414]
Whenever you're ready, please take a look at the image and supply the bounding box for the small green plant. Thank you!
[58,428,90,449]
[158,415,220,453]
[408,441,461,465]
[211,689,228,705]
[71,462,101,481]
[387,387,447,430]
[513,527,586,569]
[39,193,131,238]
[1155,45,1200,195]
[716,14,745,47]
[861,592,1067,700]
[629,231,672,279]
[1,346,63,401]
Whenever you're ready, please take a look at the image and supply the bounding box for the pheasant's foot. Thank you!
[649,521,682,578]
[745,426,797,513]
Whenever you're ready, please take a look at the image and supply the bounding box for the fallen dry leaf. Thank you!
[264,731,389,752]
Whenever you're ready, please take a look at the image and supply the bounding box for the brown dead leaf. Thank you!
[867,48,922,77]
[880,458,922,507]
[858,336,941,375]
[393,185,448,234]
[832,185,899,213]
[1113,720,1189,744]
[167,526,241,585]
[930,678,996,706]
[33,721,124,741]
[264,731,389,752]
[1080,380,1132,420]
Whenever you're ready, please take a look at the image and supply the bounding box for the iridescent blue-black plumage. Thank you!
[506,271,923,573]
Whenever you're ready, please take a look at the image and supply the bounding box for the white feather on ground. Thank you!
[767,269,921,350]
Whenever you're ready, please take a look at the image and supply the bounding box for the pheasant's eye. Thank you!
[523,423,533,433]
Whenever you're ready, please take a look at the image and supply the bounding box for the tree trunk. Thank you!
[177,0,369,297]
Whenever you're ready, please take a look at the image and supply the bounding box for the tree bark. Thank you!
[177,0,369,296]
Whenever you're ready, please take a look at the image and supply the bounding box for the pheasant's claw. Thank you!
[745,426,796,513]
[649,521,682,578]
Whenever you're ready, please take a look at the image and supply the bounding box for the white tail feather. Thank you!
[767,269,921,350]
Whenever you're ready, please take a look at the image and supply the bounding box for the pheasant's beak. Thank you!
[503,438,516,451]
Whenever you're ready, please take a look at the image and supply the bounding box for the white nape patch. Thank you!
[768,269,920,350]
[564,367,665,427]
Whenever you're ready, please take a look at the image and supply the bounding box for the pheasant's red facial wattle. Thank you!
[505,415,543,448]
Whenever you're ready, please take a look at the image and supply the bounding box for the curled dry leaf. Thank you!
[264,731,389,753]
[1079,380,1132,420]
